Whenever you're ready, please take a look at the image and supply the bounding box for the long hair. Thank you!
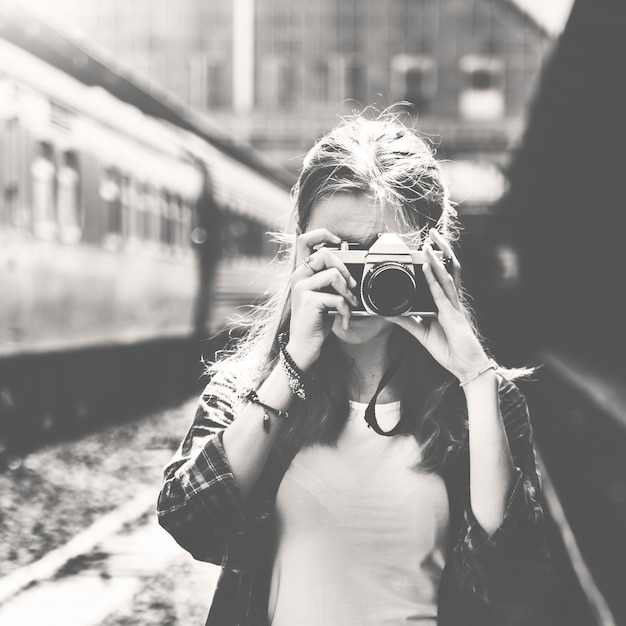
[208,110,526,471]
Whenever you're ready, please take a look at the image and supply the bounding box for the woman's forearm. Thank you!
[464,370,516,536]
[221,363,294,500]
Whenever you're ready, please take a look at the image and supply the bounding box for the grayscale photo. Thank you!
[1,0,623,625]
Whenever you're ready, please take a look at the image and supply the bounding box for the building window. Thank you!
[345,58,367,105]
[313,59,330,103]
[391,55,437,115]
[459,55,504,121]
[32,142,57,240]
[188,56,207,110]
[260,56,297,109]
[206,58,229,109]
[57,151,81,244]
[320,56,367,105]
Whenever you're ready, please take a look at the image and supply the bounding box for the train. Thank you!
[0,11,294,457]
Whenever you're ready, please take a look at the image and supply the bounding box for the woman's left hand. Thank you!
[385,229,491,382]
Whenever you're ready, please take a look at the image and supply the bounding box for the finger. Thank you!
[292,247,358,291]
[308,292,352,330]
[294,267,359,308]
[423,261,457,316]
[384,314,430,344]
[424,244,460,309]
[429,228,461,290]
[330,295,352,331]
[296,229,341,260]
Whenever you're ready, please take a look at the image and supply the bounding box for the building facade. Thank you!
[47,0,555,204]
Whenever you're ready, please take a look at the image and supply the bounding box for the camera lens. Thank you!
[362,262,416,316]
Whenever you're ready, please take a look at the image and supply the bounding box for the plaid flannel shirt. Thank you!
[157,374,548,626]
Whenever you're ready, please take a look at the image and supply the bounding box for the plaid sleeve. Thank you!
[157,372,273,572]
[453,378,549,605]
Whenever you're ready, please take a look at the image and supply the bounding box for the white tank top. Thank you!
[268,401,450,626]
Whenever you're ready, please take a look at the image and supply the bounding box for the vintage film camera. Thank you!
[327,233,451,317]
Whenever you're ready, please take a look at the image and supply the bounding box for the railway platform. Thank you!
[0,349,623,625]
[0,499,220,626]
[0,396,220,626]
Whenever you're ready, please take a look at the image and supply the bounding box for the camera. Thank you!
[326,233,450,317]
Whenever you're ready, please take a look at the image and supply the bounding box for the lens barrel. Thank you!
[361,262,416,316]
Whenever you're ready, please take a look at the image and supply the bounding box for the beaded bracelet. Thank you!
[244,389,289,433]
[458,359,498,387]
[277,332,307,400]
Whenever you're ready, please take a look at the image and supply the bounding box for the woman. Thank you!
[157,113,547,626]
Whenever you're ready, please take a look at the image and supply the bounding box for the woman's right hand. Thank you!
[287,229,359,371]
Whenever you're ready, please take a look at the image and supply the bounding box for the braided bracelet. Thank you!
[277,332,307,400]
[458,359,498,387]
[244,389,289,433]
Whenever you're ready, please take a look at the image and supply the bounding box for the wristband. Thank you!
[244,389,289,433]
[458,359,498,387]
[277,332,307,400]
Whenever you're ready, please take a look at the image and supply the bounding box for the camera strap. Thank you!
[363,358,404,436]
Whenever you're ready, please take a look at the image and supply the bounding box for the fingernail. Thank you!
[349,276,357,288]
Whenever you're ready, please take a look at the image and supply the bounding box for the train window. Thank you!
[144,185,161,247]
[3,185,18,227]
[57,151,82,244]
[169,195,182,251]
[100,167,122,250]
[126,178,144,248]
[120,174,133,240]
[32,141,57,240]
[160,191,172,248]
[2,113,28,229]
[222,214,264,259]
[459,55,504,121]
[391,55,437,115]
[180,200,193,253]
[1,118,16,226]
[134,183,149,243]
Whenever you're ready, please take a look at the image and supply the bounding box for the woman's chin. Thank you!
[331,315,394,344]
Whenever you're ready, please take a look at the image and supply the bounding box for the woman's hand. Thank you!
[386,229,491,382]
[287,229,359,371]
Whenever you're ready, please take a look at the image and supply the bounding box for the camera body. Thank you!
[327,233,450,317]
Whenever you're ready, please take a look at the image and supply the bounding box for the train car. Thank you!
[0,36,205,353]
[0,18,293,457]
